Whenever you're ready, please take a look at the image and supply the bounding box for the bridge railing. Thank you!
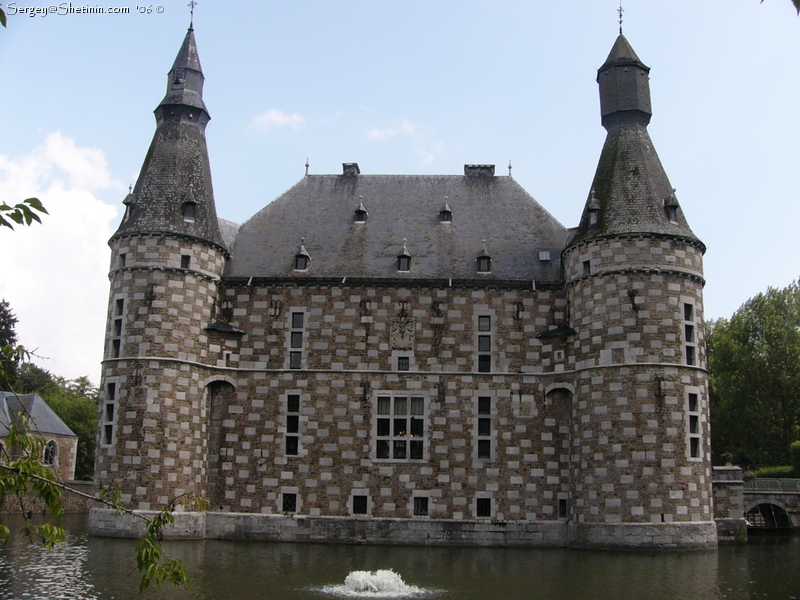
[744,478,800,492]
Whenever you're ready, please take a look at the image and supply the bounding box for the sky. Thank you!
[0,1,798,384]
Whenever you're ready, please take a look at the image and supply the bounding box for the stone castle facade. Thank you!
[89,28,716,549]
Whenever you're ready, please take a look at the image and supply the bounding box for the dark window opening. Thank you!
[182,202,196,223]
[397,356,410,371]
[478,397,491,414]
[107,383,116,401]
[478,439,491,459]
[43,440,57,466]
[113,319,122,337]
[476,498,491,517]
[685,324,695,343]
[112,339,121,358]
[478,417,491,437]
[690,437,700,458]
[287,394,300,413]
[295,255,308,270]
[413,497,429,516]
[478,335,491,352]
[439,209,452,222]
[286,436,299,456]
[105,403,115,422]
[353,495,368,515]
[115,298,124,316]
[291,312,304,329]
[289,351,302,369]
[282,493,297,513]
[397,256,411,272]
[103,424,113,445]
[119,253,127,267]
[684,303,694,322]
[583,260,591,275]
[291,331,303,348]
[558,499,569,519]
[181,255,191,269]
[354,209,367,223]
[478,355,491,373]
[688,393,698,413]
[477,256,491,272]
[686,345,696,366]
[478,316,491,331]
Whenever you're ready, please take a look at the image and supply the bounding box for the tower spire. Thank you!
[112,26,225,252]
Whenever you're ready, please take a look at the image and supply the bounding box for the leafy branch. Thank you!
[0,198,48,230]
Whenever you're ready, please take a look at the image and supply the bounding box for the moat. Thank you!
[0,515,797,600]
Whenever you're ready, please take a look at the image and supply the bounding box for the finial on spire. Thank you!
[188,0,197,29]
[305,158,309,176]
[508,160,513,178]
[618,1,624,35]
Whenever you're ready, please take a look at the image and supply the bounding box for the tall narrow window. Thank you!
[285,394,300,456]
[352,495,368,515]
[375,395,425,461]
[477,315,492,373]
[111,298,125,359]
[288,312,305,369]
[282,493,297,513]
[476,497,491,518]
[43,440,58,466]
[103,382,117,446]
[687,392,702,459]
[477,396,492,459]
[683,302,697,366]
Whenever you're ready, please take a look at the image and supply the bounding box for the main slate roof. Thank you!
[223,171,569,283]
[0,392,76,438]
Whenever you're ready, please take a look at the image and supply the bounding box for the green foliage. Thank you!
[0,198,48,230]
[708,281,800,467]
[790,440,800,474]
[754,465,794,478]
[0,7,6,28]
[0,300,20,389]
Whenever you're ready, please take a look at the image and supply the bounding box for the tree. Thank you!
[708,281,800,467]
[0,300,19,389]
[762,0,800,14]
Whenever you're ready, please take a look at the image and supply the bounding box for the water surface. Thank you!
[0,515,797,600]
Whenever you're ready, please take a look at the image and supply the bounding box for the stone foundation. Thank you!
[90,508,720,549]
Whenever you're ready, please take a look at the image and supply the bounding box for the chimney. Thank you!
[342,163,361,177]
[464,164,495,178]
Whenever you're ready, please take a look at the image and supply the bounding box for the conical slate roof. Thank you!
[569,35,702,249]
[112,27,225,251]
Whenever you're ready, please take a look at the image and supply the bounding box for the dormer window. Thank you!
[172,69,186,86]
[182,201,196,223]
[295,238,311,271]
[664,191,679,223]
[354,197,368,223]
[439,199,453,223]
[476,240,491,273]
[587,189,601,227]
[397,239,411,272]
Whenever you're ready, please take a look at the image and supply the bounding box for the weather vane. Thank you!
[188,0,197,28]
[618,1,624,35]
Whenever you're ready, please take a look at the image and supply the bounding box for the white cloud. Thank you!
[0,132,120,384]
[249,109,306,133]
[367,120,417,141]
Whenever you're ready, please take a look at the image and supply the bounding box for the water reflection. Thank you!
[0,514,798,600]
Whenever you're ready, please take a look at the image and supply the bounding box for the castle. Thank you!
[89,26,716,549]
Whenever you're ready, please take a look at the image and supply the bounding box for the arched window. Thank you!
[43,440,58,466]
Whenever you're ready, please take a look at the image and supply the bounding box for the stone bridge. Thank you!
[713,466,799,541]
[742,478,800,530]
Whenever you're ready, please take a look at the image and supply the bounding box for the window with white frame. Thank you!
[285,393,300,456]
[683,302,697,366]
[288,311,305,369]
[102,381,117,446]
[476,395,493,460]
[687,390,702,460]
[375,394,426,461]
[477,314,492,373]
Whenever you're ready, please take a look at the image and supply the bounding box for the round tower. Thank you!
[91,26,228,535]
[563,35,715,549]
